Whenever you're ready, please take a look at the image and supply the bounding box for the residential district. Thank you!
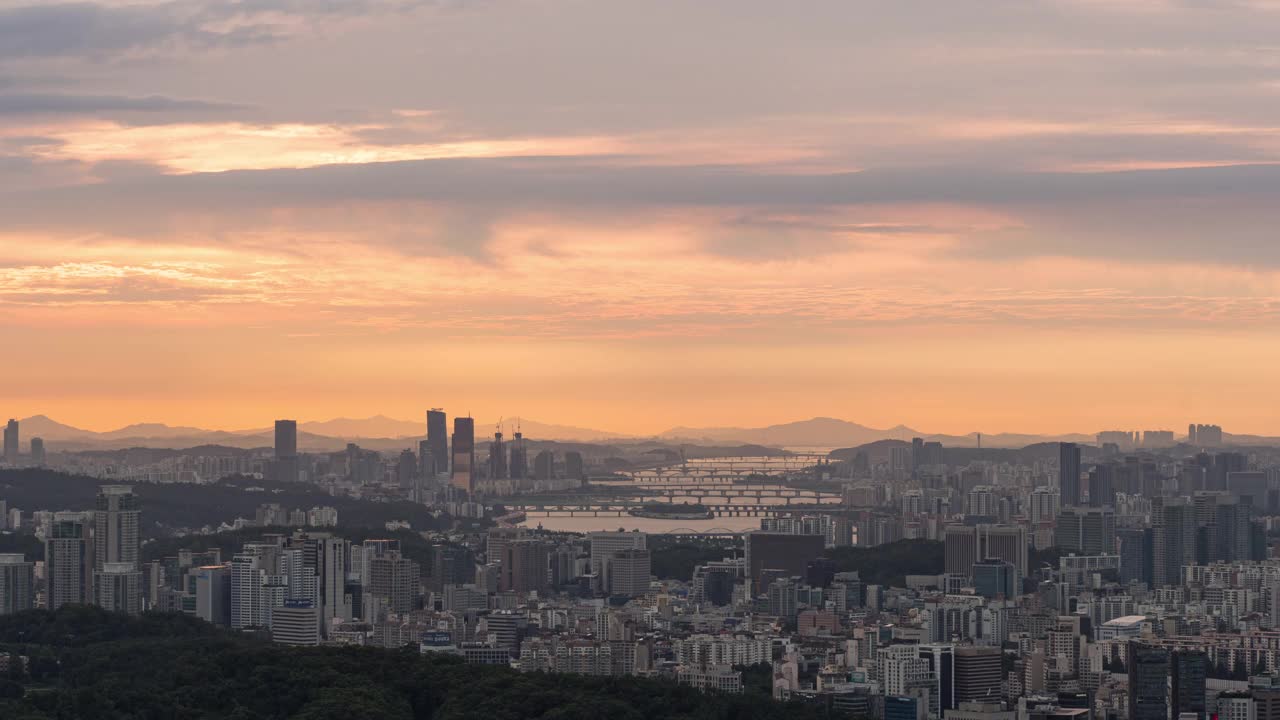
[2,415,1280,720]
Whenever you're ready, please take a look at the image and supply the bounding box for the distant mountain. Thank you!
[298,416,422,438]
[660,417,921,447]
[660,417,1096,449]
[99,423,217,440]
[15,415,96,441]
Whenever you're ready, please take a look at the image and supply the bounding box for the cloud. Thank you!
[0,92,244,117]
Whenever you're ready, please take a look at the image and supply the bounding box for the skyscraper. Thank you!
[0,554,34,615]
[509,431,528,479]
[274,419,299,484]
[1153,497,1197,587]
[1088,462,1115,507]
[489,431,508,479]
[1171,649,1208,720]
[94,562,142,615]
[450,417,475,494]
[1059,442,1081,507]
[29,437,45,466]
[1129,643,1170,720]
[606,549,652,598]
[367,551,420,614]
[3,419,17,465]
[46,512,93,610]
[1054,506,1116,554]
[95,485,140,571]
[564,451,584,481]
[427,409,448,476]
[954,646,1002,704]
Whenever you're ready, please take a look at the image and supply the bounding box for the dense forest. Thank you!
[0,469,484,537]
[0,607,838,720]
[142,526,470,571]
[650,536,743,581]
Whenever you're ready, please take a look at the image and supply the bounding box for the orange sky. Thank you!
[4,0,1280,436]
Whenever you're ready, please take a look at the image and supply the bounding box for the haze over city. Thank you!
[8,2,1280,719]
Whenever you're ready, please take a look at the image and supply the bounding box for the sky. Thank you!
[4,0,1280,436]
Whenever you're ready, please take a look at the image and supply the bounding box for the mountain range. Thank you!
[8,414,1273,452]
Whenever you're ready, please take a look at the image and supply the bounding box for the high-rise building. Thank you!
[1129,643,1171,720]
[46,512,94,610]
[489,431,508,479]
[533,450,555,481]
[564,451,585,481]
[1171,649,1208,720]
[1153,497,1197,587]
[499,539,550,594]
[3,419,17,465]
[954,647,1002,704]
[271,601,321,646]
[1116,527,1153,586]
[944,525,979,577]
[1228,471,1270,512]
[509,431,528,479]
[95,485,140,571]
[29,437,45,467]
[427,409,448,477]
[274,420,298,483]
[450,417,475,494]
[94,562,142,615]
[1059,443,1081,507]
[972,558,1016,599]
[1054,506,1116,554]
[367,551,420,614]
[744,532,825,594]
[588,530,647,578]
[194,564,230,626]
[0,554,34,615]
[1088,462,1115,507]
[606,549,651,598]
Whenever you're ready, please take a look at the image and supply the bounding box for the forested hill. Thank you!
[0,607,837,720]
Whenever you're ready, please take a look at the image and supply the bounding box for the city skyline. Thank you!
[5,1,1280,433]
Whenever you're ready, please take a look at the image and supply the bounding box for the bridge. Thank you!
[509,501,841,518]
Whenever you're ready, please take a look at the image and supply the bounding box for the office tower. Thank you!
[533,450,555,481]
[954,647,1002,704]
[499,539,550,594]
[1129,644,1170,720]
[966,486,996,518]
[564,451,584,481]
[1088,462,1115,507]
[46,512,93,609]
[367,551,419,614]
[1059,443,1081,507]
[1029,487,1060,524]
[489,431,507,479]
[274,420,298,483]
[1213,452,1248,491]
[94,562,142,615]
[395,449,416,487]
[426,409,448,476]
[449,417,475,494]
[1116,527,1153,586]
[979,525,1028,580]
[3,419,17,465]
[0,554,34,614]
[911,437,925,472]
[744,532,825,594]
[316,536,350,631]
[1206,494,1252,563]
[416,440,434,482]
[1153,497,1198,587]
[1188,424,1197,444]
[1172,649,1208,720]
[95,485,140,573]
[1054,506,1116,554]
[195,564,230,626]
[1228,471,1270,512]
[606,549,651,598]
[29,437,45,467]
[884,697,920,720]
[271,601,321,646]
[944,525,979,576]
[588,530,647,577]
[509,431,528,479]
[918,644,956,713]
[972,558,1016,599]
